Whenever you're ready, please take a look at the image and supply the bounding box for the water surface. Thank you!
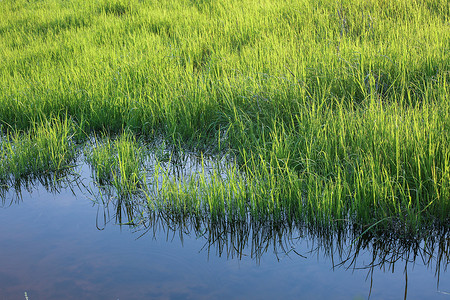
[0,170,448,300]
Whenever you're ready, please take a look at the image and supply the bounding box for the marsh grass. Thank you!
[0,117,76,185]
[0,0,449,232]
[85,131,146,196]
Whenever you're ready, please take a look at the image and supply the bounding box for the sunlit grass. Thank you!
[85,131,146,196]
[0,117,76,184]
[0,0,448,231]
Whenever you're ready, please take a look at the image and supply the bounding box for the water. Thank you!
[0,168,448,300]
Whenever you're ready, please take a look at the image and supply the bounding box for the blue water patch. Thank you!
[0,164,448,300]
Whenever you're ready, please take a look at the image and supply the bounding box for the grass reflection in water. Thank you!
[85,150,449,300]
[0,160,448,300]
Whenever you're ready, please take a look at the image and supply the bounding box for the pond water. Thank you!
[0,166,448,300]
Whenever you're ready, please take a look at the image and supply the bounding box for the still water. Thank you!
[0,170,448,299]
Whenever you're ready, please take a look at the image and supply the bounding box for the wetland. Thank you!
[0,0,449,298]
[0,157,448,299]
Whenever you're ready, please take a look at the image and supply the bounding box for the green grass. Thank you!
[0,117,76,185]
[0,0,449,232]
[85,130,146,196]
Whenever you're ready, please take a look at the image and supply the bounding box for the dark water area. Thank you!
[0,168,448,300]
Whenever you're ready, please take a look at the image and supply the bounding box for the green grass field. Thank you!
[1,0,449,233]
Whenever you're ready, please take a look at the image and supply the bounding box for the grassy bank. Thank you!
[0,0,449,231]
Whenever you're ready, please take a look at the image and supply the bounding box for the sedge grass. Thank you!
[0,0,449,232]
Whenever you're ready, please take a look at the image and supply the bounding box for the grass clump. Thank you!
[0,117,76,184]
[85,131,146,196]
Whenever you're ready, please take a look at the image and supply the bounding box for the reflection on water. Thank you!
[123,209,450,300]
[0,161,448,300]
